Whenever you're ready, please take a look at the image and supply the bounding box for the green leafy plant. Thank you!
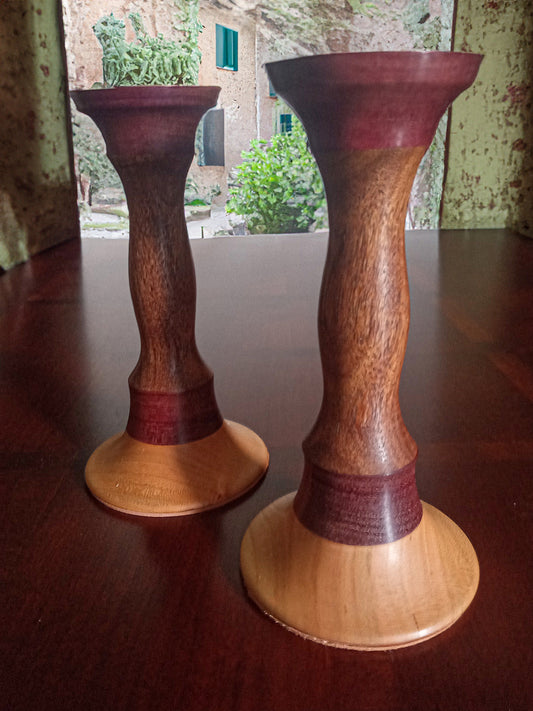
[93,2,201,87]
[227,119,326,234]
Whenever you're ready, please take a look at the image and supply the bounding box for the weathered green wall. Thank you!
[0,0,78,271]
[442,0,533,236]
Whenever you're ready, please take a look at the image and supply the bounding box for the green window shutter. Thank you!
[231,28,238,71]
[216,24,238,71]
[216,24,225,68]
[280,114,293,134]
[224,27,232,68]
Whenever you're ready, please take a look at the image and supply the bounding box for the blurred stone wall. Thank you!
[63,0,259,205]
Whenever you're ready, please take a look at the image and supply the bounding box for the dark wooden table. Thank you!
[1,229,532,711]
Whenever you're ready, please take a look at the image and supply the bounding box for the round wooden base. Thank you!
[240,494,479,650]
[85,420,269,516]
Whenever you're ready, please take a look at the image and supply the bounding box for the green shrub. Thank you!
[93,3,201,87]
[226,119,326,234]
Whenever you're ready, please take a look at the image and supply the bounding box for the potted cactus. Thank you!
[92,8,202,88]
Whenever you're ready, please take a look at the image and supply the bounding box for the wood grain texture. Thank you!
[71,87,269,512]
[126,379,223,445]
[241,494,479,650]
[293,458,422,545]
[266,53,483,151]
[302,147,424,478]
[85,421,269,516]
[1,231,532,710]
[72,87,223,433]
[240,53,482,648]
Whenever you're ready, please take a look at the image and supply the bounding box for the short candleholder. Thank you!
[240,52,482,649]
[72,86,268,516]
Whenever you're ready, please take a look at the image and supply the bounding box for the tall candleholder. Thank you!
[241,52,482,649]
[72,86,268,516]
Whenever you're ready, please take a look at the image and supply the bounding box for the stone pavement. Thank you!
[80,204,235,240]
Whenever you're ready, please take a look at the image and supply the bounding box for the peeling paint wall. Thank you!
[441,0,533,237]
[0,0,78,271]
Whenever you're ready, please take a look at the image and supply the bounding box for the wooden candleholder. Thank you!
[72,86,268,516]
[241,52,482,649]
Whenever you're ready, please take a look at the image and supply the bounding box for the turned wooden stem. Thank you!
[294,148,424,544]
[303,147,423,477]
[241,52,482,649]
[71,87,222,445]
[124,163,208,394]
[265,52,484,545]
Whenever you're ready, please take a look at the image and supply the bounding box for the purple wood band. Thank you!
[293,457,422,546]
[126,378,223,445]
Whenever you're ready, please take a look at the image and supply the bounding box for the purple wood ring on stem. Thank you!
[126,379,223,446]
[294,458,422,546]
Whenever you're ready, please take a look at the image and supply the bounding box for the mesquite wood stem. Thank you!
[241,52,482,649]
[303,148,423,478]
[72,86,269,515]
[125,161,209,395]
[72,87,222,445]
[122,146,223,445]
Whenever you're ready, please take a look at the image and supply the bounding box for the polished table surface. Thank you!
[1,229,532,710]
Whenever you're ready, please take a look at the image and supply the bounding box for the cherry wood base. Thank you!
[85,420,269,516]
[241,494,479,650]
